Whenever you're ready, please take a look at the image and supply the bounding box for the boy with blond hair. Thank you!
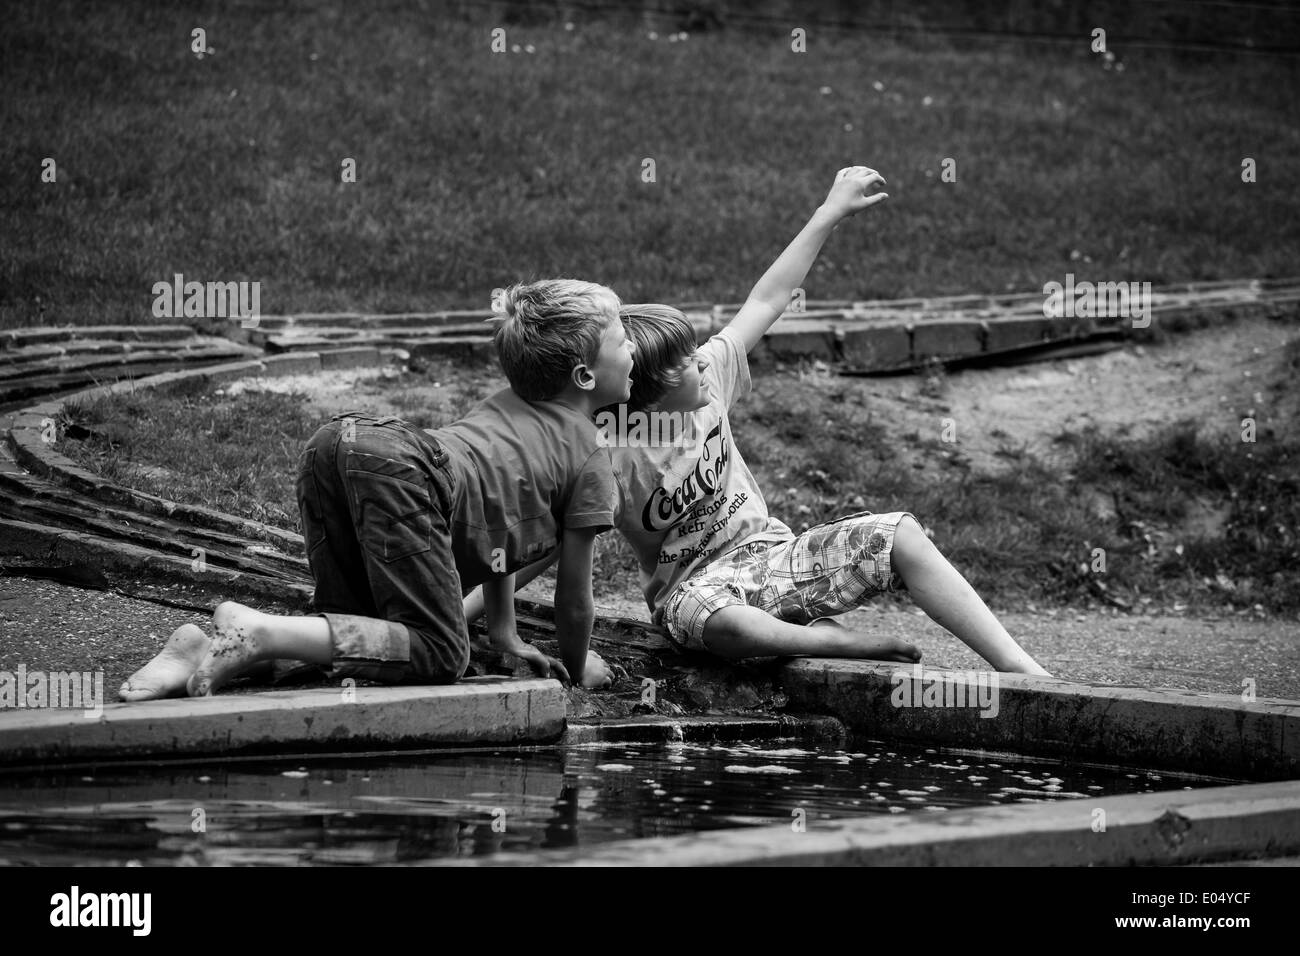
[121,279,632,699]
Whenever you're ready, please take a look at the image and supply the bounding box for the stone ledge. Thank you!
[777,659,1300,780]
[1,325,197,349]
[260,352,322,375]
[0,679,565,762]
[457,780,1300,867]
[911,319,986,358]
[561,714,844,745]
[319,346,381,369]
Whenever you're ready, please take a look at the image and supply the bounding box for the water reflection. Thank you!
[0,739,1233,865]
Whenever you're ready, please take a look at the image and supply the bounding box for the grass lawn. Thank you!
[3,1,1298,327]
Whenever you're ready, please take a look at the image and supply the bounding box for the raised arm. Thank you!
[727,165,888,353]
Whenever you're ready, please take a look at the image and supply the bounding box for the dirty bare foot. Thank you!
[812,619,922,664]
[120,624,211,701]
[186,602,272,697]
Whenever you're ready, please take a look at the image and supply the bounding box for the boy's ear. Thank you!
[571,363,596,393]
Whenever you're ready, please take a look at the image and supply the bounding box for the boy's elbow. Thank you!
[554,576,594,617]
[555,603,594,650]
[557,603,595,637]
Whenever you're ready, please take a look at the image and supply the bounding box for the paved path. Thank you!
[2,573,1296,704]
[521,582,1300,701]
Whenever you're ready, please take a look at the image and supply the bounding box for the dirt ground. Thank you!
[887,316,1298,476]
[1,573,1294,702]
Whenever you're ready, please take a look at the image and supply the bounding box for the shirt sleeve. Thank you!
[563,446,619,532]
[610,458,630,528]
[701,327,752,411]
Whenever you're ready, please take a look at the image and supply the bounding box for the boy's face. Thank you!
[652,350,711,414]
[588,314,636,405]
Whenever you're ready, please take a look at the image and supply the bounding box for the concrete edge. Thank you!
[445,780,1300,867]
[0,679,566,763]
[776,659,1300,780]
[561,714,845,745]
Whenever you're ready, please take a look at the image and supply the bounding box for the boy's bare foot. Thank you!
[187,602,271,697]
[851,634,923,664]
[120,624,211,701]
[812,619,922,664]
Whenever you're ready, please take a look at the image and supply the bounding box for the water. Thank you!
[0,738,1235,865]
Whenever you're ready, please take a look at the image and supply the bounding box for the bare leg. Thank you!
[187,601,332,696]
[890,516,1051,676]
[702,605,921,662]
[121,624,281,701]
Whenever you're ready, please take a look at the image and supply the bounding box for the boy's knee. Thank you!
[893,515,932,556]
[701,607,740,644]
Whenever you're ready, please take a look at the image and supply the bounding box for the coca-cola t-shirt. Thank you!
[611,328,793,619]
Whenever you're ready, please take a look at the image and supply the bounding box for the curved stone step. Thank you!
[0,325,197,349]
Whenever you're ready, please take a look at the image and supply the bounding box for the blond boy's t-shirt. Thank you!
[611,328,792,619]
[429,389,618,589]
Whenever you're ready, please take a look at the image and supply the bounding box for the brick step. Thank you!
[6,410,305,553]
[0,443,305,572]
[262,333,388,353]
[0,325,196,350]
[253,327,379,346]
[0,489,308,582]
[218,310,495,335]
[0,516,313,610]
[0,358,262,406]
[255,323,494,350]
[0,342,252,383]
[0,342,128,366]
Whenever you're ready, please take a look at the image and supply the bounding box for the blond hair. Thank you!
[491,279,621,401]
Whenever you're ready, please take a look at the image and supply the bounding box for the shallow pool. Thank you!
[0,738,1237,865]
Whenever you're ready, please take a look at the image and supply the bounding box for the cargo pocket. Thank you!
[295,446,327,558]
[346,453,435,563]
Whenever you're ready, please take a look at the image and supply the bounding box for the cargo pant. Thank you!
[294,412,470,684]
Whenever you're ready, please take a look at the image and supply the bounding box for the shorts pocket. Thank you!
[346,453,435,564]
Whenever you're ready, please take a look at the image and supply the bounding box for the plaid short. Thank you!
[660,511,916,652]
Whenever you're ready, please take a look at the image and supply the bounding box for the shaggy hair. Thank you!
[492,279,621,401]
[619,304,698,410]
